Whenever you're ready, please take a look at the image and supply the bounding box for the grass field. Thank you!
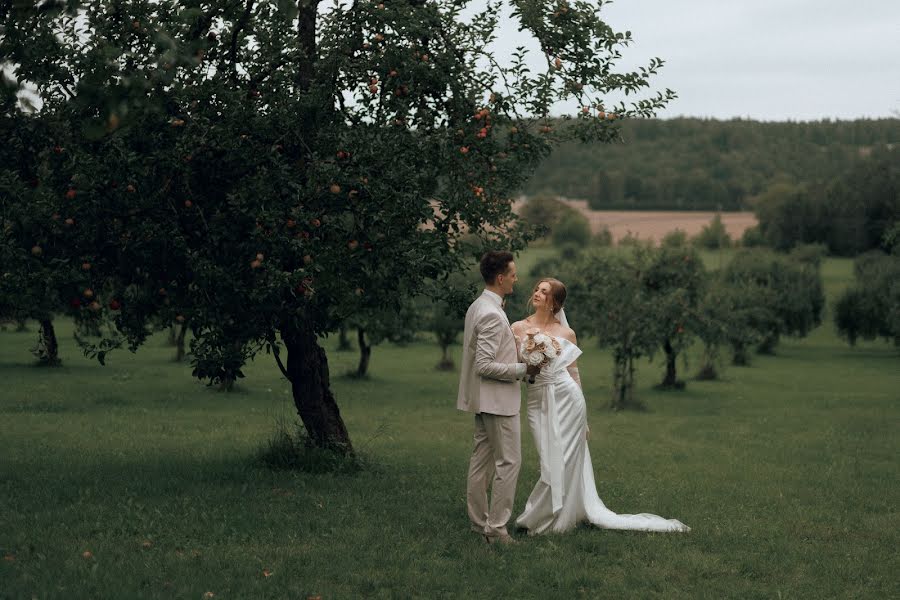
[1,252,898,599]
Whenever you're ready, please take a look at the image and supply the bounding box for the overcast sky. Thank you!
[491,0,900,121]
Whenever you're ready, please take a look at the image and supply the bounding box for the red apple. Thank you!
[81,262,91,271]
[348,240,359,251]
[109,299,121,311]
[31,245,42,256]
[184,200,192,208]
[66,189,77,200]
[329,184,341,194]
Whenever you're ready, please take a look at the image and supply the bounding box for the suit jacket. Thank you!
[457,290,526,416]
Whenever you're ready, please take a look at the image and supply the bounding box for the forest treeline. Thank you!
[524,117,900,211]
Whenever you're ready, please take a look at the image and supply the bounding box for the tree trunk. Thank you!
[612,352,634,410]
[337,324,352,351]
[356,328,371,378]
[167,324,177,346]
[436,343,454,370]
[662,339,677,386]
[16,319,28,332]
[36,319,61,366]
[757,333,778,355]
[732,343,749,366]
[174,321,188,362]
[696,362,718,380]
[627,355,636,405]
[282,322,353,455]
[658,339,684,389]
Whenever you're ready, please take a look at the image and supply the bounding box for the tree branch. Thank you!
[228,0,256,84]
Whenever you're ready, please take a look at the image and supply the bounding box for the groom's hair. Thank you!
[480,251,514,284]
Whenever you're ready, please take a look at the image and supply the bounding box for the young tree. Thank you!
[643,245,706,389]
[422,277,470,371]
[345,298,419,378]
[2,1,672,454]
[692,213,731,249]
[722,249,824,356]
[565,248,663,409]
[834,251,900,348]
[551,210,591,248]
[518,195,577,240]
[693,277,770,376]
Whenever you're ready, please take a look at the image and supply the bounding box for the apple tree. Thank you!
[642,244,705,389]
[2,0,673,454]
[564,247,665,409]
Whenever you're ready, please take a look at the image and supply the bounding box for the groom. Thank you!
[458,251,540,544]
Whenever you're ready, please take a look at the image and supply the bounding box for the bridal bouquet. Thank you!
[520,328,561,383]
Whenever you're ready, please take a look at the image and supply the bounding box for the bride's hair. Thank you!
[527,277,567,315]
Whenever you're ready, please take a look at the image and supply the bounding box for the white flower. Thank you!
[545,345,557,359]
[526,352,544,366]
[533,333,549,345]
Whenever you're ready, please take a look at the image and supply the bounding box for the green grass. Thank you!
[1,253,898,599]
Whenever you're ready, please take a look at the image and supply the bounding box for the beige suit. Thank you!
[458,290,526,538]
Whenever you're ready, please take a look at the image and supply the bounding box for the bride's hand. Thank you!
[585,425,591,440]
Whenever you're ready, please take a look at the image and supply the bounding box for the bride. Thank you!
[510,278,691,535]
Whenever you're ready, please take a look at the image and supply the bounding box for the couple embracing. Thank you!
[458,251,690,544]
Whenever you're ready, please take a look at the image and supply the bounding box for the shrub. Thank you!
[692,213,732,249]
[741,225,765,247]
[592,226,614,247]
[552,211,592,248]
[519,196,579,240]
[835,252,900,347]
[661,229,689,248]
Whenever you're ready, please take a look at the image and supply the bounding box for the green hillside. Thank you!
[524,118,900,211]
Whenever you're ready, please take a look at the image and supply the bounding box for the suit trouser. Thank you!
[467,411,521,537]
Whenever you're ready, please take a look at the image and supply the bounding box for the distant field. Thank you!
[515,198,758,242]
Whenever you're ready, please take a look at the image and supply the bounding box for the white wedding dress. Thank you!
[515,337,691,535]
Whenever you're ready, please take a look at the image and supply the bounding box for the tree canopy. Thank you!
[1,0,673,453]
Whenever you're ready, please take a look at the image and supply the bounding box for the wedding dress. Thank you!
[515,336,691,535]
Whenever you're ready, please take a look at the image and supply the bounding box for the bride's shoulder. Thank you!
[556,326,577,345]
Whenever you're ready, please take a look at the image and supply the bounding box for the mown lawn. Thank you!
[1,253,898,599]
